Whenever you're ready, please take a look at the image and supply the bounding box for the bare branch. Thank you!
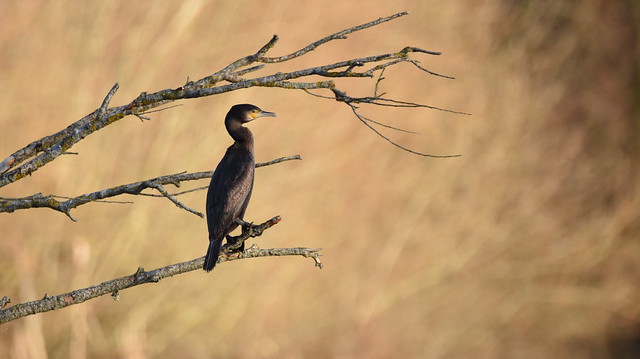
[259,12,410,63]
[0,241,322,325]
[0,155,301,218]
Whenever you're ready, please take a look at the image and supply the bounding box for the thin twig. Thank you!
[259,12,410,63]
[148,182,204,218]
[256,154,301,167]
[51,195,133,205]
[139,104,183,116]
[361,115,419,134]
[331,88,470,115]
[347,103,461,158]
[374,68,386,98]
[406,59,455,79]
[137,186,208,198]
[302,89,335,100]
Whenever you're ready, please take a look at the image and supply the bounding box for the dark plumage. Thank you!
[203,104,276,272]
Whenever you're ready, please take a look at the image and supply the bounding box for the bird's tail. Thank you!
[203,237,222,272]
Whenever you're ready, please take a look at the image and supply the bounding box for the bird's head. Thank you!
[228,104,276,124]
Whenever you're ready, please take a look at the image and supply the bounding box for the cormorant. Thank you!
[203,104,276,272]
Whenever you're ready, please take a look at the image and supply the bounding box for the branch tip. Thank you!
[0,156,15,174]
[305,248,324,269]
[96,83,120,121]
[0,296,10,309]
[257,34,279,57]
[64,211,77,222]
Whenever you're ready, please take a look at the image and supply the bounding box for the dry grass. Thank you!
[1,1,639,358]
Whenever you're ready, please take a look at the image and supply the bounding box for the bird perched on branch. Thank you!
[203,104,276,272]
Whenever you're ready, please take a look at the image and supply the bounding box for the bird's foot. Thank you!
[236,218,262,238]
[223,216,281,254]
[223,234,245,254]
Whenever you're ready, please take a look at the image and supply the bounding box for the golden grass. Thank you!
[1,1,639,358]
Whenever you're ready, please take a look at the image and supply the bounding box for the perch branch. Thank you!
[0,155,301,219]
[0,11,462,189]
[0,240,322,325]
[223,216,282,252]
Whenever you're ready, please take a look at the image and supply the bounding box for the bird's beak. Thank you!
[254,110,276,119]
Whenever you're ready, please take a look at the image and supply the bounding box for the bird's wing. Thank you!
[206,147,255,239]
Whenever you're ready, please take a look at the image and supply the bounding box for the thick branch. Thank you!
[0,243,322,325]
[0,155,301,219]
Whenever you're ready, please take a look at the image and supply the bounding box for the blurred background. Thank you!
[1,1,638,358]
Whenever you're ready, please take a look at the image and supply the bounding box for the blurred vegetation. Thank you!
[1,1,638,358]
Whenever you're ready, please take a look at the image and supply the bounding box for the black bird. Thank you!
[203,104,276,272]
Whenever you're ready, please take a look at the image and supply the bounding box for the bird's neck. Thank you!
[226,121,254,150]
